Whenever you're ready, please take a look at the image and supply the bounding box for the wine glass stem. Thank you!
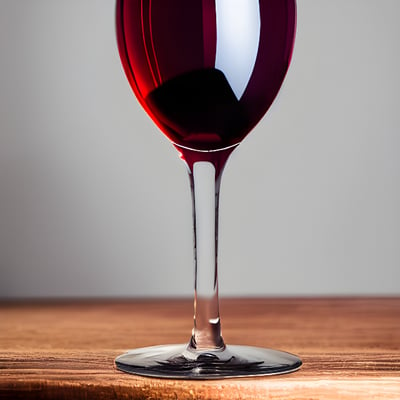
[188,161,225,351]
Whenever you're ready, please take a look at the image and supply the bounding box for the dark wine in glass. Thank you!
[115,0,301,379]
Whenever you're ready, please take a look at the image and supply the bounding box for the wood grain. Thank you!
[1,298,399,399]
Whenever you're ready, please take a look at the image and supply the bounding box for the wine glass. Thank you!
[115,0,301,379]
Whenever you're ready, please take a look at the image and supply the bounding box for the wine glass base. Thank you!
[115,344,301,379]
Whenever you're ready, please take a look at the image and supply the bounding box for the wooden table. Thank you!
[0,298,399,399]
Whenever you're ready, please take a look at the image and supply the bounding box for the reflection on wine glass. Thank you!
[115,0,301,379]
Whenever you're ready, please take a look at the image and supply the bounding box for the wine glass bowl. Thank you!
[115,0,301,379]
[116,0,296,153]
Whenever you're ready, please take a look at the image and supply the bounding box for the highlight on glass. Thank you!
[115,0,301,379]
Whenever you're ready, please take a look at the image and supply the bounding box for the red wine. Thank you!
[116,0,296,155]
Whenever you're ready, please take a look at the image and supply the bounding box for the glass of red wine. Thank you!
[115,0,301,379]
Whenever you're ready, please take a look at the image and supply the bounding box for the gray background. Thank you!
[0,0,399,298]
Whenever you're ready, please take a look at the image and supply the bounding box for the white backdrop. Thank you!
[0,0,399,298]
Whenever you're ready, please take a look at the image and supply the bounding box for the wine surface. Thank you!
[116,0,296,152]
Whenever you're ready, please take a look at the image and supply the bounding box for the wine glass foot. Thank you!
[115,344,301,379]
